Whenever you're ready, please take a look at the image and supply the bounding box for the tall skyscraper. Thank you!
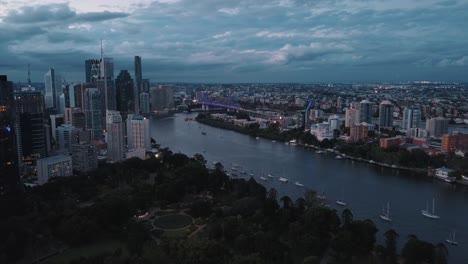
[139,92,150,114]
[0,75,18,190]
[84,88,102,140]
[134,56,143,113]
[126,114,151,151]
[115,70,134,116]
[378,101,393,129]
[85,57,116,117]
[106,110,125,162]
[426,117,449,138]
[14,91,47,175]
[142,79,150,93]
[402,107,421,131]
[44,68,62,110]
[85,59,101,84]
[150,85,175,111]
[358,100,372,123]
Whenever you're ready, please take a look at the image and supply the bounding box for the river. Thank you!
[151,112,468,263]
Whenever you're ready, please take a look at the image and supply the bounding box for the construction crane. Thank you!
[304,98,314,130]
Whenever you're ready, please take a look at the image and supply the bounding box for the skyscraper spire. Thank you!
[27,64,31,86]
[100,39,108,111]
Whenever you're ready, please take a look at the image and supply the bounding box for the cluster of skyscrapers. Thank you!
[0,55,175,190]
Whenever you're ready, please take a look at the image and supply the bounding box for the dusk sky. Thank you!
[1,0,467,83]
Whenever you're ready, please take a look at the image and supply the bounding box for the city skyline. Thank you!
[1,0,468,83]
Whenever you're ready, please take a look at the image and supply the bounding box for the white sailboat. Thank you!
[446,230,458,246]
[336,188,347,206]
[422,198,440,219]
[295,181,304,187]
[379,202,392,222]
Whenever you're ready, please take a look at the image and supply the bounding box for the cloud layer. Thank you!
[0,0,467,83]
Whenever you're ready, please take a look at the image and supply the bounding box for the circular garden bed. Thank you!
[153,214,193,229]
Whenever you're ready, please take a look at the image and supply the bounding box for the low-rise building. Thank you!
[37,155,73,185]
[71,143,97,172]
[441,132,468,153]
[380,136,404,148]
[435,167,455,180]
[126,148,146,160]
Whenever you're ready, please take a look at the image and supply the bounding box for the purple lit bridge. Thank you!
[198,93,241,111]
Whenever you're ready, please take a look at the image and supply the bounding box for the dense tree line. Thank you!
[0,148,448,263]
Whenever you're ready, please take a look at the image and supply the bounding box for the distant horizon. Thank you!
[1,0,467,83]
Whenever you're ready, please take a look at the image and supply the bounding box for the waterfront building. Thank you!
[139,92,150,114]
[0,75,18,189]
[126,114,151,151]
[441,132,468,153]
[37,155,72,185]
[349,122,373,142]
[84,88,102,140]
[402,107,421,131]
[358,100,373,123]
[435,167,455,180]
[426,117,449,138]
[328,115,341,131]
[106,110,126,162]
[379,100,393,129]
[150,85,175,111]
[345,107,359,128]
[310,122,333,141]
[380,137,405,148]
[71,143,98,172]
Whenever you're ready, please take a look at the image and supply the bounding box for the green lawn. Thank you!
[153,214,193,229]
[44,240,127,264]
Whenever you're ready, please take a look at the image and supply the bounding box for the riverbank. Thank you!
[196,114,435,176]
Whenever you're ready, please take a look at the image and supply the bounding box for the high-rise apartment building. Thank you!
[126,114,151,151]
[426,117,449,138]
[14,91,47,175]
[402,107,421,131]
[0,75,18,190]
[106,110,125,162]
[134,56,143,113]
[84,88,102,140]
[378,101,393,129]
[358,100,372,123]
[345,107,359,128]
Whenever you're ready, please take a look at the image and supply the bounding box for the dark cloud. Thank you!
[0,0,467,82]
[4,3,128,24]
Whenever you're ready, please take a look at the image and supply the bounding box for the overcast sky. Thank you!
[0,0,467,83]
